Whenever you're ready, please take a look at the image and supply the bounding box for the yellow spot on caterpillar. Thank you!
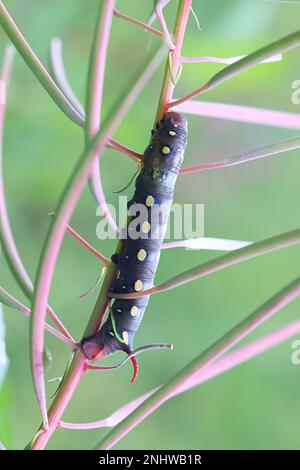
[162,146,171,155]
[137,249,147,261]
[134,280,143,292]
[141,221,150,234]
[123,331,129,345]
[145,195,154,207]
[152,169,161,179]
[169,130,176,136]
[131,306,139,317]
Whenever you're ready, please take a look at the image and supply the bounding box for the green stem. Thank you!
[170,28,300,108]
[0,1,84,125]
[109,227,300,299]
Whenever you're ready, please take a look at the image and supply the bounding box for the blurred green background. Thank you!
[1,0,300,450]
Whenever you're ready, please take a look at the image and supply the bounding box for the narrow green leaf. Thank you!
[171,28,300,106]
[110,227,300,299]
[95,276,300,449]
[0,287,28,314]
[0,2,84,126]
[49,38,85,118]
[220,135,300,168]
[181,135,300,174]
[206,29,300,92]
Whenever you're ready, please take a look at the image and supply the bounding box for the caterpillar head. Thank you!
[81,327,139,383]
[159,112,188,131]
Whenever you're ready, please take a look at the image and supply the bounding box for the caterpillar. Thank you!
[81,112,188,381]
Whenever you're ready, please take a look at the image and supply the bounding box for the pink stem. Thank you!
[62,316,300,431]
[155,2,175,50]
[0,287,75,347]
[107,138,143,162]
[49,38,142,165]
[85,0,119,235]
[180,54,282,64]
[147,0,171,27]
[178,318,300,394]
[95,277,300,449]
[173,99,300,129]
[49,38,85,117]
[162,237,251,251]
[0,47,34,290]
[113,8,164,38]
[59,389,156,430]
[180,161,229,174]
[156,0,192,119]
[0,47,73,342]
[66,224,109,265]
[31,353,87,449]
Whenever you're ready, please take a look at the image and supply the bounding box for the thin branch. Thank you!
[147,0,171,27]
[155,0,192,119]
[170,29,300,108]
[180,53,282,64]
[30,47,165,431]
[0,287,75,347]
[30,265,117,450]
[96,276,300,449]
[60,316,300,431]
[180,135,300,175]
[174,100,300,129]
[0,1,83,125]
[59,388,156,430]
[113,8,164,38]
[162,237,251,251]
[109,227,300,300]
[85,0,119,235]
[49,38,142,164]
[66,225,109,265]
[49,38,85,118]
[0,46,73,341]
[107,139,143,161]
[154,1,175,50]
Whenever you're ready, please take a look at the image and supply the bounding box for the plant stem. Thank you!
[58,316,300,432]
[109,227,300,300]
[29,45,165,445]
[85,0,119,234]
[95,276,300,449]
[170,28,300,108]
[29,1,192,448]
[0,1,83,125]
[155,0,192,119]
[113,8,164,37]
[66,225,109,265]
[31,351,86,450]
